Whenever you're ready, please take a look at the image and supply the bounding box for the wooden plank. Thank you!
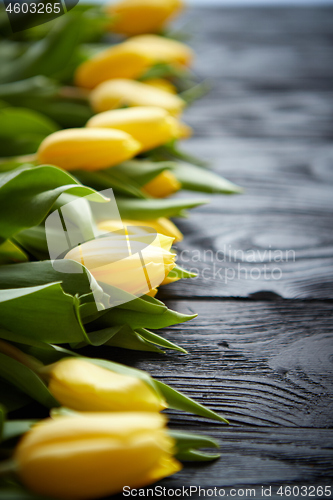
[177,138,333,215]
[182,93,333,139]
[91,300,333,429]
[159,428,333,499]
[158,212,333,299]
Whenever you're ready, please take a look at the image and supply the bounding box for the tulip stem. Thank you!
[0,153,37,165]
[58,86,90,102]
[0,339,44,374]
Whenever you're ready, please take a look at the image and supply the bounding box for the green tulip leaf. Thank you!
[0,240,28,265]
[0,76,59,105]
[174,162,243,194]
[0,380,32,413]
[0,107,58,139]
[115,197,208,220]
[167,264,198,280]
[75,169,147,199]
[91,302,196,330]
[136,328,187,353]
[105,325,165,353]
[154,380,229,424]
[0,283,87,344]
[170,429,220,462]
[0,165,107,242]
[0,15,82,84]
[0,353,58,409]
[1,420,36,443]
[113,160,176,187]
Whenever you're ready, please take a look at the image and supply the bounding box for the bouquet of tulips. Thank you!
[0,1,242,498]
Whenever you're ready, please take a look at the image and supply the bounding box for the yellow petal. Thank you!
[49,358,166,412]
[98,217,183,242]
[37,128,140,171]
[143,170,181,198]
[124,34,193,66]
[64,232,176,295]
[106,0,184,36]
[75,45,152,89]
[90,78,185,116]
[86,106,186,152]
[144,78,177,94]
[15,413,181,499]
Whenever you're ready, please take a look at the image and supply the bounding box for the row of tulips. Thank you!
[0,1,239,498]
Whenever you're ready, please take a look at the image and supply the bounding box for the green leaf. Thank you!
[0,260,102,298]
[0,379,32,413]
[112,160,176,187]
[0,240,28,265]
[0,15,82,84]
[148,143,209,168]
[168,264,198,280]
[1,420,36,443]
[0,353,58,409]
[75,169,147,199]
[136,328,187,353]
[0,165,107,242]
[0,283,87,344]
[174,163,243,194]
[169,429,220,462]
[115,197,208,220]
[93,303,196,330]
[105,325,165,353]
[0,108,58,139]
[0,76,59,105]
[154,380,229,424]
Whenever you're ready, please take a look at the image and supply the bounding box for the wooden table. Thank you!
[109,7,333,499]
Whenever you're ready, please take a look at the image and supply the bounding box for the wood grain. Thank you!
[92,300,333,429]
[109,8,333,493]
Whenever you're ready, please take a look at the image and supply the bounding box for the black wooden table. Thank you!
[108,7,333,499]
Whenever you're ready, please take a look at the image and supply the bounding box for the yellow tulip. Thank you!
[75,44,152,89]
[90,78,185,115]
[86,106,189,153]
[124,34,193,66]
[106,0,184,36]
[15,413,181,499]
[144,77,177,94]
[143,170,181,198]
[98,217,183,242]
[47,358,166,412]
[64,231,176,296]
[37,128,141,171]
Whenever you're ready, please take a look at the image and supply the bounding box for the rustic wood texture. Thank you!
[109,7,333,497]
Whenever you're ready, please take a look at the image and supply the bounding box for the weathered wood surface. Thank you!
[111,7,333,498]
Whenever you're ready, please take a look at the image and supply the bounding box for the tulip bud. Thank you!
[15,413,181,499]
[90,78,185,116]
[64,231,176,296]
[143,170,181,198]
[75,45,153,90]
[86,106,190,153]
[124,34,194,67]
[144,77,177,94]
[47,358,166,412]
[98,217,183,242]
[37,128,141,171]
[106,0,184,36]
